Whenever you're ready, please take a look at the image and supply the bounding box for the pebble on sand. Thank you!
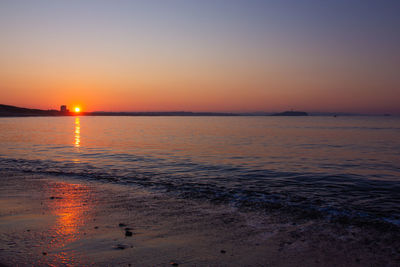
[114,244,128,250]
[125,230,133,237]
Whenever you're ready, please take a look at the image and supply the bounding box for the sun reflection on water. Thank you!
[74,117,80,148]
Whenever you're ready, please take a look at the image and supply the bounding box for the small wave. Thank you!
[0,157,399,228]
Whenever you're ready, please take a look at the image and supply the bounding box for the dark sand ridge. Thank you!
[0,170,399,266]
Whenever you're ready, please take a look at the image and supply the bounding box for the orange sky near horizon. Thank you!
[1,1,399,114]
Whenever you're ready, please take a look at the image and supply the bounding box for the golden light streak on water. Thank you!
[74,117,80,148]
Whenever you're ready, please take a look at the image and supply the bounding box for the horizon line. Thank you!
[0,103,397,116]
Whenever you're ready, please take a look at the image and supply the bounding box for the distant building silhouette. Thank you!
[60,105,69,113]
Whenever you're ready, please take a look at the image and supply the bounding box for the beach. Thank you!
[1,170,399,266]
[2,0,400,265]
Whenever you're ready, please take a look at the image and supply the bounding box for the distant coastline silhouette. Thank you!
[271,111,308,116]
[0,104,311,117]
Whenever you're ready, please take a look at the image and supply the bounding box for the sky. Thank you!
[0,0,399,114]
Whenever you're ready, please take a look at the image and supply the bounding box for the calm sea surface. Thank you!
[1,116,399,224]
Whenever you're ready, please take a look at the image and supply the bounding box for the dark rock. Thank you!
[125,230,133,237]
[42,252,47,255]
[114,244,128,250]
[94,226,99,229]
[222,217,235,224]
[170,262,179,266]
[220,250,226,254]
[119,223,127,227]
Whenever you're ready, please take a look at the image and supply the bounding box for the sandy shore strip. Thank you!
[0,170,399,266]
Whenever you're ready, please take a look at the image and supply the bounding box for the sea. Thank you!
[1,116,399,226]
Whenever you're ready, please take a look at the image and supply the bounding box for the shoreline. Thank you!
[1,171,399,266]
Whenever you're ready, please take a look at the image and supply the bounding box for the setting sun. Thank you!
[74,107,81,113]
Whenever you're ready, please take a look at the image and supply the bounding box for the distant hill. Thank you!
[271,111,308,116]
[0,104,61,117]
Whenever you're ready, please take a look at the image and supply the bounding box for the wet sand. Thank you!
[0,171,399,266]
